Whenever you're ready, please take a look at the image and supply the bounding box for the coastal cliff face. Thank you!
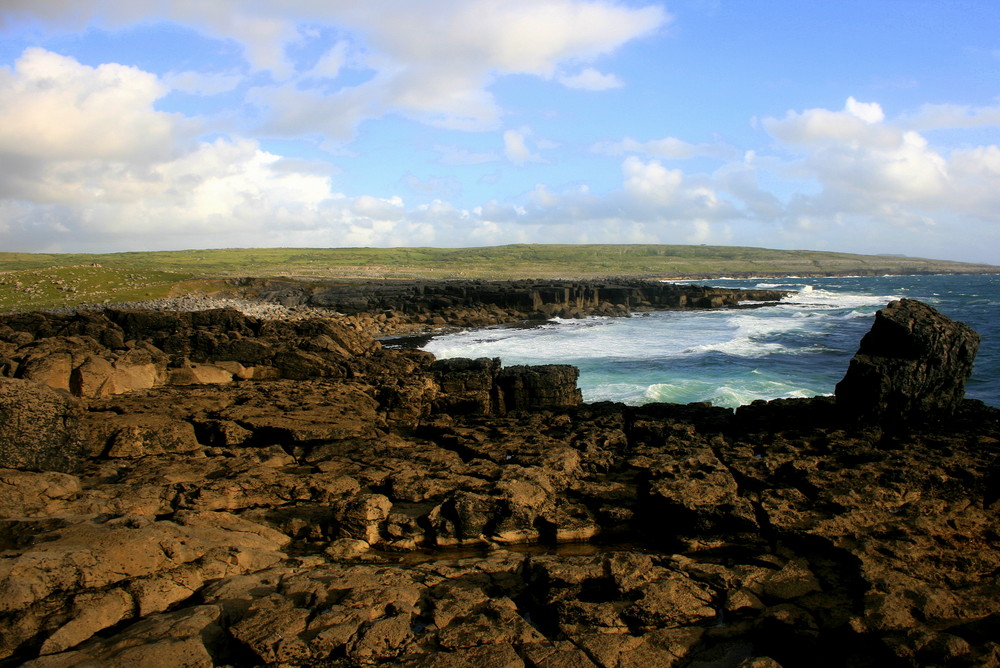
[0,297,996,667]
[234,277,788,330]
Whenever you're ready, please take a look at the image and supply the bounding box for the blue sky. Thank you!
[0,1,998,263]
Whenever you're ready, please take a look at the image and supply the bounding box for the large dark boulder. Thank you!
[835,299,979,424]
[0,377,84,472]
[431,358,582,414]
[496,364,582,412]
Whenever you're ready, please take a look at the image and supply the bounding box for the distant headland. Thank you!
[0,244,996,313]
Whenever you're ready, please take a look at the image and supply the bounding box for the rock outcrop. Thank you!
[835,298,980,424]
[431,357,582,414]
[237,277,788,325]
[0,300,995,667]
[0,308,379,400]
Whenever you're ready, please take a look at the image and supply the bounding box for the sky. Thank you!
[0,1,998,263]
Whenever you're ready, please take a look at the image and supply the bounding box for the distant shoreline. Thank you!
[1,244,996,313]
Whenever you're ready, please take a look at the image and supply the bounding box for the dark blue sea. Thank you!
[421,275,1000,409]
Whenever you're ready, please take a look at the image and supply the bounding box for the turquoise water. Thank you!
[421,275,1000,409]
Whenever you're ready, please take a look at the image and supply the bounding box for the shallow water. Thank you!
[421,274,1000,409]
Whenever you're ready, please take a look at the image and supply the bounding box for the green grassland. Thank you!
[0,244,995,312]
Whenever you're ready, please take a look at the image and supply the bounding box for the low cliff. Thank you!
[235,277,788,320]
[0,301,996,667]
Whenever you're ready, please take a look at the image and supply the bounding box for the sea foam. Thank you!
[422,275,999,409]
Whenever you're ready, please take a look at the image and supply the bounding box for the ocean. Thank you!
[420,274,1000,410]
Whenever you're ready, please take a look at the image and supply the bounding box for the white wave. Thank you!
[779,288,899,310]
[585,382,649,404]
[674,310,814,357]
[682,339,789,357]
[637,381,817,409]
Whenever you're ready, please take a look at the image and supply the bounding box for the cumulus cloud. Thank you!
[503,127,545,165]
[0,47,424,250]
[763,97,899,147]
[558,67,623,90]
[2,1,667,136]
[0,48,183,162]
[621,156,735,220]
[757,97,1000,257]
[763,97,949,208]
[844,96,885,123]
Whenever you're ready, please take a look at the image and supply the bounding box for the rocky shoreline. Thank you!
[25,277,790,340]
[0,281,997,667]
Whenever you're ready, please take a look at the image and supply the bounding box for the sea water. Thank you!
[420,274,1000,409]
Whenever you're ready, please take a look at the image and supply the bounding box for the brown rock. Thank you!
[15,337,104,392]
[38,588,134,655]
[229,594,312,664]
[166,362,233,386]
[496,364,582,412]
[622,573,716,629]
[0,469,81,518]
[835,299,980,424]
[0,377,83,472]
[104,415,201,458]
[22,604,225,668]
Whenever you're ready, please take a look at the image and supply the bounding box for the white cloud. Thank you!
[2,1,668,135]
[0,47,423,250]
[621,156,733,219]
[763,97,949,207]
[763,98,899,147]
[356,1,667,77]
[402,174,461,198]
[899,101,1000,130]
[503,127,544,165]
[558,67,623,91]
[844,96,885,123]
[0,48,182,161]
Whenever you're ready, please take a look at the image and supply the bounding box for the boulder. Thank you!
[835,299,980,423]
[432,357,502,414]
[496,364,582,412]
[15,337,105,392]
[0,377,83,472]
[432,358,582,414]
[70,349,167,397]
[103,415,201,458]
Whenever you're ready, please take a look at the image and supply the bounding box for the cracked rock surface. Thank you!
[0,303,997,667]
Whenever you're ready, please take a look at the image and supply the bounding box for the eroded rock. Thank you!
[836,298,980,424]
[0,377,83,472]
[0,303,995,667]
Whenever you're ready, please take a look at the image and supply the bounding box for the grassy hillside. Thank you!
[0,244,995,312]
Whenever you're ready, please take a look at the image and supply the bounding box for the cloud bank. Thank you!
[0,2,998,263]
